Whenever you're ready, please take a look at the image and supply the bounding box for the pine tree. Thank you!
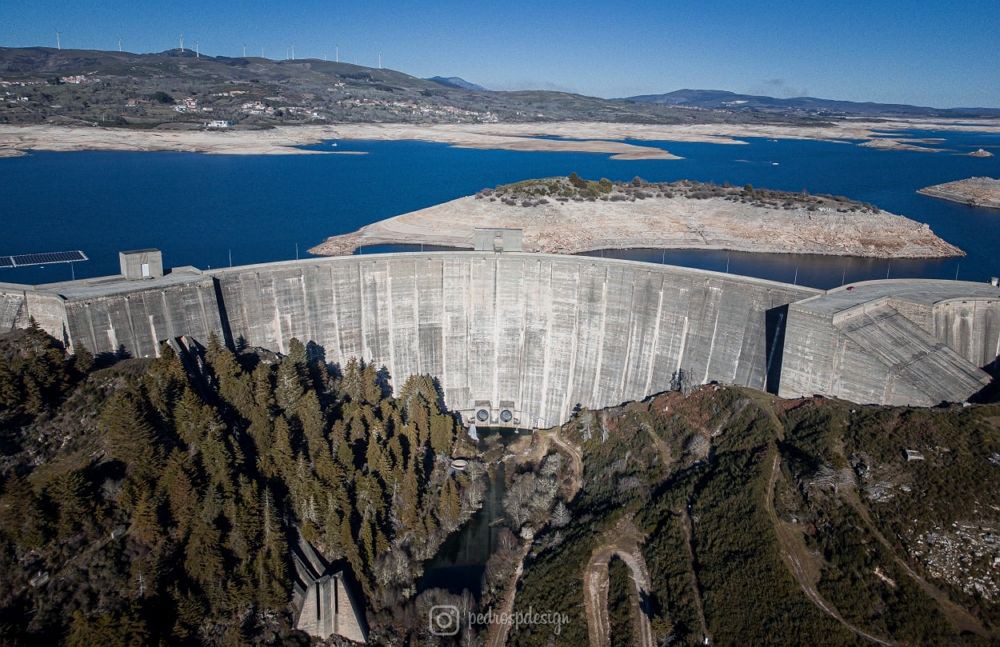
[47,469,90,539]
[268,416,295,479]
[100,390,162,483]
[361,362,382,404]
[0,353,20,410]
[296,390,328,460]
[0,474,47,547]
[205,334,254,416]
[341,357,363,402]
[144,343,186,419]
[162,450,198,538]
[438,477,461,530]
[185,514,225,594]
[173,388,207,448]
[72,343,95,375]
[398,465,421,533]
[129,489,161,546]
[430,414,455,456]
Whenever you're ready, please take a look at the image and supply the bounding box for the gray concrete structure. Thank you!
[119,249,164,280]
[291,539,367,643]
[473,227,523,252]
[2,252,998,424]
[778,280,1000,406]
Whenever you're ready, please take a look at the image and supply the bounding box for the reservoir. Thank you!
[1,130,998,287]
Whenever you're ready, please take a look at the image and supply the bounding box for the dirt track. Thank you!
[766,452,894,645]
[583,518,655,647]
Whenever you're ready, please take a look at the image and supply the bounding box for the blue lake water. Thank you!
[1,130,999,288]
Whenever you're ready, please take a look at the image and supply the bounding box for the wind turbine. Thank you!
[335,45,339,63]
[179,33,184,52]
[195,41,199,58]
[291,45,295,60]
[378,51,382,69]
[55,30,61,50]
[117,37,122,52]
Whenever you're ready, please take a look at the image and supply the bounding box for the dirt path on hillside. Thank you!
[842,489,991,638]
[486,427,584,646]
[766,453,894,645]
[824,437,992,639]
[549,428,584,500]
[583,518,655,647]
[679,505,711,643]
[486,540,532,647]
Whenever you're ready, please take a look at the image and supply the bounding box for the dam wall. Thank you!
[779,280,1000,406]
[213,253,814,427]
[4,254,1000,424]
[933,299,1000,369]
[0,271,224,358]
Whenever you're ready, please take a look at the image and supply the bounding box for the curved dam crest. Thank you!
[2,251,1000,427]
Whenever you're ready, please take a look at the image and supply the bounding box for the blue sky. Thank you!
[2,0,998,107]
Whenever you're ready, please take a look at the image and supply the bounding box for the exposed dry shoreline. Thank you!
[309,187,963,259]
[2,118,999,159]
[918,177,1000,209]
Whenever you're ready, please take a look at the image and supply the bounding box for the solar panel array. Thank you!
[0,250,88,268]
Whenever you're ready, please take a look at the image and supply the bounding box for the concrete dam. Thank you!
[2,250,999,428]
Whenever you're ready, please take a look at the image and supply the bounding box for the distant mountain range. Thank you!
[0,46,802,127]
[0,47,996,128]
[622,89,1000,118]
[426,76,486,91]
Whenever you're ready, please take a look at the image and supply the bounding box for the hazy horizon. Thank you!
[2,0,999,109]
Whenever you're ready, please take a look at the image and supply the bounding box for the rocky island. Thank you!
[310,176,963,258]
[918,177,1000,209]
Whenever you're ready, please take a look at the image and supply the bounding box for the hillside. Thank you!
[508,387,1000,645]
[0,327,997,645]
[624,88,1000,119]
[0,325,482,645]
[426,76,486,91]
[0,47,818,128]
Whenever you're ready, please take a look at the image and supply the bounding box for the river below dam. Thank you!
[2,129,999,287]
[418,462,508,598]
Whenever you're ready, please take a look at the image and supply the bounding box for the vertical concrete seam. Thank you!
[618,272,638,402]
[385,261,397,394]
[644,276,665,396]
[358,261,368,361]
[703,288,722,384]
[590,266,609,407]
[411,258,421,383]
[538,260,554,427]
[299,270,313,348]
[328,265,343,365]
[492,254,501,409]
[439,258,448,403]
[561,263,582,424]
[515,258,529,416]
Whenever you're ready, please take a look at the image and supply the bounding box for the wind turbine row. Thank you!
[48,32,384,68]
